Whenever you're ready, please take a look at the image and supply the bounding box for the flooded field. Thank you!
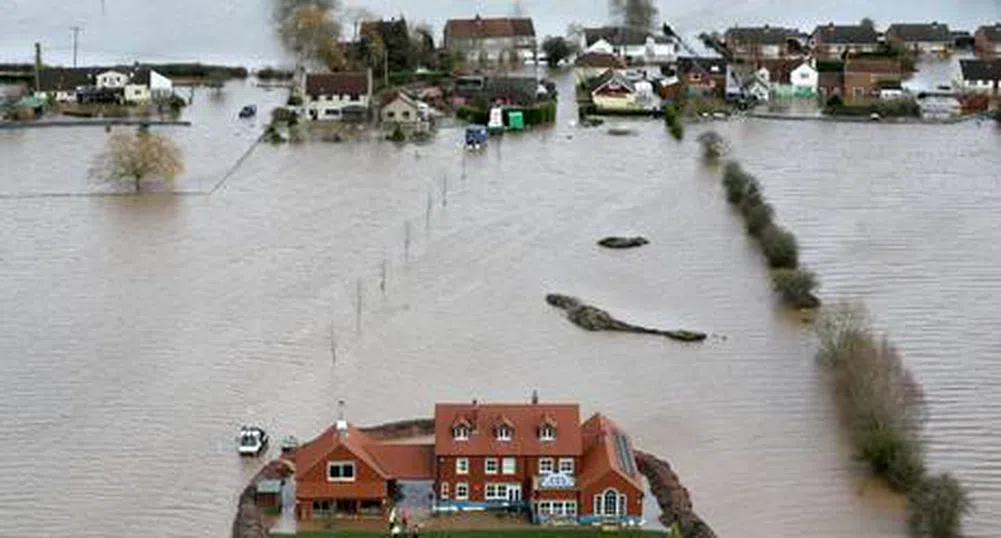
[1,69,1000,538]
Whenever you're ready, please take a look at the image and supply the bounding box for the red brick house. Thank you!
[976,23,1001,55]
[433,401,644,525]
[843,57,904,102]
[290,420,433,521]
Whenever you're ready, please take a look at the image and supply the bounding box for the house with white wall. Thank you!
[954,59,1001,94]
[304,70,373,122]
[581,27,676,65]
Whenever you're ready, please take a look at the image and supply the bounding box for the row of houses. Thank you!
[287,398,645,526]
[32,66,173,105]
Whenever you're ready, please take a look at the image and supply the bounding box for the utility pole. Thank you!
[34,42,42,93]
[70,26,82,67]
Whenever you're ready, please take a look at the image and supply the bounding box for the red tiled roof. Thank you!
[435,403,582,456]
[578,414,643,492]
[293,424,389,481]
[367,443,435,480]
[574,52,627,69]
[445,17,536,40]
[305,72,369,96]
[845,58,902,75]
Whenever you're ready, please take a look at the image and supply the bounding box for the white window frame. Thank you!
[501,457,516,475]
[595,488,623,516]
[485,483,509,500]
[538,457,554,474]
[485,458,498,475]
[452,425,469,440]
[540,425,556,441]
[558,458,574,474]
[326,461,356,482]
[496,425,512,441]
[456,457,469,475]
[440,482,449,499]
[455,482,469,500]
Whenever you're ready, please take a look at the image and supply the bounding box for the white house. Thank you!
[122,69,173,104]
[304,70,373,121]
[574,52,627,84]
[96,70,129,89]
[954,59,1001,94]
[790,61,819,95]
[443,16,537,65]
[582,27,676,65]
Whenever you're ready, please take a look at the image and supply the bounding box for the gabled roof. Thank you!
[977,23,1001,42]
[959,59,1001,81]
[367,443,435,480]
[292,423,390,480]
[845,57,903,75]
[575,52,627,69]
[434,402,582,456]
[305,71,369,96]
[445,16,535,40]
[588,68,636,94]
[725,26,801,45]
[578,413,643,492]
[886,23,952,43]
[584,26,673,47]
[812,24,880,44]
[381,91,419,109]
[677,56,728,76]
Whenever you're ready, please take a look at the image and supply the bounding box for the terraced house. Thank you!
[443,15,537,65]
[886,22,953,54]
[810,23,881,58]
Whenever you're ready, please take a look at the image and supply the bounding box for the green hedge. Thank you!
[387,70,449,86]
[458,102,556,127]
[824,99,921,118]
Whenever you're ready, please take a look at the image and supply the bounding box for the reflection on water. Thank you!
[1,72,1000,538]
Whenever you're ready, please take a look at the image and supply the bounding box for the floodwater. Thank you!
[2,72,1001,538]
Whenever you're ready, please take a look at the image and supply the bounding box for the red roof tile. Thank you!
[296,480,387,500]
[434,403,582,456]
[305,72,370,96]
[575,52,627,69]
[367,443,435,480]
[578,413,643,492]
[293,423,389,481]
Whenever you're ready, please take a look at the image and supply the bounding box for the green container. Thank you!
[508,110,524,131]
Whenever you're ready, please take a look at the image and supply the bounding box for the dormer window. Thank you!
[540,425,556,441]
[452,425,469,441]
[496,425,512,441]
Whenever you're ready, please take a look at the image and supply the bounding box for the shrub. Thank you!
[669,122,684,141]
[722,162,749,204]
[771,268,820,309]
[858,426,925,491]
[908,473,973,538]
[697,130,726,162]
[270,106,293,124]
[287,94,303,107]
[257,67,294,80]
[759,224,799,269]
[456,104,488,124]
[388,124,406,142]
[738,178,765,217]
[744,201,774,237]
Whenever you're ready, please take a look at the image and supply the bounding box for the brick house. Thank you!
[723,26,804,60]
[443,16,537,65]
[843,57,904,102]
[677,57,728,98]
[290,420,434,521]
[975,23,1001,55]
[433,401,644,526]
[816,61,845,100]
[810,24,880,58]
[885,23,952,54]
[955,59,1001,95]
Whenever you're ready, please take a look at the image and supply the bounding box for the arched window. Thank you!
[603,489,618,516]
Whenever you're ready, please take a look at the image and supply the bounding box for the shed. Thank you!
[256,479,283,508]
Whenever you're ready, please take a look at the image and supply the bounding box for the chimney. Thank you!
[335,399,348,439]
[531,390,539,404]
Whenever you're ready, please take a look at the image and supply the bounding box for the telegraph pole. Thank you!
[34,42,42,93]
[70,26,82,67]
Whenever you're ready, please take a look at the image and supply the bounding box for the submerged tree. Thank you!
[274,0,342,65]
[542,36,574,68]
[609,0,657,31]
[908,473,973,538]
[89,125,184,193]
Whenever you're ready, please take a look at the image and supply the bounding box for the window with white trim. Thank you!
[595,488,624,517]
[485,458,498,474]
[456,457,469,474]
[538,457,554,474]
[558,458,574,474]
[326,461,356,482]
[540,425,556,441]
[440,482,449,499]
[496,425,512,441]
[485,483,509,500]
[455,482,469,500]
[452,425,469,440]
[501,457,516,475]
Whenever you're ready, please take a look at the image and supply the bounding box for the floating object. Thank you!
[238,105,257,119]
[545,293,707,343]
[280,435,299,453]
[607,126,636,136]
[238,425,269,457]
[464,125,488,150]
[598,236,649,249]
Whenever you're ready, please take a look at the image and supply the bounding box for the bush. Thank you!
[668,122,684,141]
[663,103,683,140]
[388,124,406,142]
[738,178,765,218]
[908,473,973,538]
[722,162,749,204]
[771,268,820,309]
[858,426,925,491]
[744,202,775,237]
[759,224,799,269]
[456,104,488,124]
[287,94,303,107]
[270,106,293,124]
[697,130,726,162]
[257,67,294,80]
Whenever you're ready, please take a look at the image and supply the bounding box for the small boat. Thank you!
[238,425,269,457]
[238,105,257,119]
[465,125,488,150]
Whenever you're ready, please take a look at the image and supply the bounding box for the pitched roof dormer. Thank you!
[539,414,558,441]
[493,415,514,441]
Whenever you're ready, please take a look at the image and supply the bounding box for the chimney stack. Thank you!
[335,399,348,439]
[531,390,539,404]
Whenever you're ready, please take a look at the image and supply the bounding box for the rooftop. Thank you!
[434,402,582,456]
[725,25,801,45]
[578,414,643,492]
[575,52,627,69]
[445,16,535,40]
[812,24,880,45]
[978,23,1001,42]
[959,59,1001,81]
[305,71,369,96]
[584,26,673,47]
[886,23,952,43]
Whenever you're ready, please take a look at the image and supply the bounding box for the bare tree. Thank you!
[89,126,184,193]
[609,0,657,30]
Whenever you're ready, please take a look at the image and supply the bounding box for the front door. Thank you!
[507,484,522,502]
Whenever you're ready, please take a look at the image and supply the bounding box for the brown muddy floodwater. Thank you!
[1,78,1000,538]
